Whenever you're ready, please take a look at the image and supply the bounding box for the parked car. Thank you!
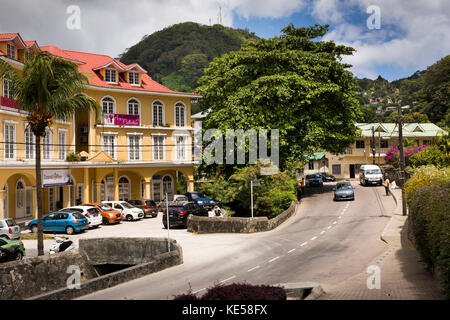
[0,218,21,240]
[28,211,89,235]
[82,203,123,225]
[359,164,383,186]
[128,199,158,218]
[333,182,355,201]
[319,172,336,182]
[102,201,144,221]
[0,237,25,262]
[158,195,189,211]
[184,192,215,210]
[162,202,209,229]
[60,206,102,228]
[306,174,324,187]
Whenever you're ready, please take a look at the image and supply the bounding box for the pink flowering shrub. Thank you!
[384,144,428,168]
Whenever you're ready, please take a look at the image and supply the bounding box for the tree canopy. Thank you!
[195,24,361,170]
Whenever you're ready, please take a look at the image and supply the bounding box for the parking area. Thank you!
[21,210,219,258]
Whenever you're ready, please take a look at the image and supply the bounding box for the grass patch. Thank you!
[19,233,57,240]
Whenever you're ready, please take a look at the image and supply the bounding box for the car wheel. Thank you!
[102,218,109,225]
[31,225,38,234]
[15,251,23,260]
[0,234,9,239]
[126,215,133,221]
[66,226,75,235]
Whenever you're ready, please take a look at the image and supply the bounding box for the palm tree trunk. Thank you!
[36,135,44,256]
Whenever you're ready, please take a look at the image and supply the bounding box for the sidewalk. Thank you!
[319,188,444,300]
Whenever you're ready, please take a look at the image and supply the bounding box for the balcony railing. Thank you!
[0,96,20,110]
[103,114,140,126]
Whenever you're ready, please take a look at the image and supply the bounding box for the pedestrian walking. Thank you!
[301,178,306,195]
[384,178,390,196]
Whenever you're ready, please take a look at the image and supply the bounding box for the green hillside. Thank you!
[119,22,258,96]
[355,55,450,128]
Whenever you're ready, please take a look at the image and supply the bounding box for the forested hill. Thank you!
[118,22,258,93]
[354,55,449,127]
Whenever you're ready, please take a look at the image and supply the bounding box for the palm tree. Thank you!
[0,52,99,255]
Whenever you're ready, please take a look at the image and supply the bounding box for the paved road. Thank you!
[76,181,395,300]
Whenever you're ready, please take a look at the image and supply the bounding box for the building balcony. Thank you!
[0,96,20,111]
[103,113,140,126]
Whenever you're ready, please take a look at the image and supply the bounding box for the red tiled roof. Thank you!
[41,45,199,97]
[0,33,18,40]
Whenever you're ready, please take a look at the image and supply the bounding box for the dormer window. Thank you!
[105,69,117,83]
[129,72,140,85]
[7,43,16,59]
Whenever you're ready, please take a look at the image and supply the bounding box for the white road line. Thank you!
[333,221,337,224]
[192,288,206,294]
[288,248,296,253]
[247,266,260,272]
[300,242,308,247]
[269,256,280,263]
[320,231,325,235]
[310,236,317,241]
[338,216,342,219]
[327,226,332,229]
[220,276,236,283]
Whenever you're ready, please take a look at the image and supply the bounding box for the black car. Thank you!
[319,172,336,182]
[306,174,324,187]
[162,202,208,228]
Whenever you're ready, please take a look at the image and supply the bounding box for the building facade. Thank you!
[0,33,200,220]
[326,123,448,179]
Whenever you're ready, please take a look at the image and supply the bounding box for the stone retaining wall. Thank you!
[187,201,298,234]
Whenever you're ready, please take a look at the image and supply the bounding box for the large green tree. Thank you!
[195,24,361,170]
[0,52,99,255]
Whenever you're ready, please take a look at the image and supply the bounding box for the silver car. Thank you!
[0,218,21,240]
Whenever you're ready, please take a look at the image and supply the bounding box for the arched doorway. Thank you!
[16,180,25,218]
[118,176,130,201]
[163,175,174,199]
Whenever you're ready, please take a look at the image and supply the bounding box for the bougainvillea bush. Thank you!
[405,166,450,298]
[384,144,428,168]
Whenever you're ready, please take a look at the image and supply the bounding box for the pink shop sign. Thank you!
[105,114,140,126]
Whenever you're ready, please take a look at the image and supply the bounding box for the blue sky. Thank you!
[1,0,449,82]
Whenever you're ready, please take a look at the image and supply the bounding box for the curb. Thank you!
[277,282,325,300]
[380,188,405,246]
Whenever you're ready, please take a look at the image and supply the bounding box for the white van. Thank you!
[359,165,383,186]
[102,201,144,221]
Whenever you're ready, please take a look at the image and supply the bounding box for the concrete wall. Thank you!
[0,237,183,300]
[187,201,298,234]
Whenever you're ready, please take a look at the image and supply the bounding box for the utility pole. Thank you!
[372,126,376,164]
[397,106,407,216]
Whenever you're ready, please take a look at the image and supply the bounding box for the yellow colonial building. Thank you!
[0,32,200,221]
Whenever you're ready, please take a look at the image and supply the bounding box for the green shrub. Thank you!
[409,145,450,168]
[405,166,450,298]
[65,152,80,162]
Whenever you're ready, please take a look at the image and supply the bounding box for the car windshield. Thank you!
[337,184,352,190]
[5,219,17,227]
[121,202,134,209]
[190,193,206,199]
[97,204,113,211]
[176,196,188,201]
[366,169,381,174]
[72,212,85,220]
[145,200,156,206]
[132,200,143,205]
[306,174,320,179]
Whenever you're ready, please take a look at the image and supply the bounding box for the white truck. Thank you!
[359,164,383,186]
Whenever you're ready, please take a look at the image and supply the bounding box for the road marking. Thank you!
[333,221,337,224]
[300,242,308,247]
[311,236,317,241]
[338,216,342,219]
[320,231,325,235]
[269,256,280,263]
[192,288,206,294]
[247,266,260,272]
[327,226,332,229]
[220,276,236,283]
[288,248,296,253]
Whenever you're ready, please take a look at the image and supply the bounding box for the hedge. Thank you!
[404,166,450,298]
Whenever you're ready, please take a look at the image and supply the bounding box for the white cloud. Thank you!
[310,0,344,23]
[226,0,306,19]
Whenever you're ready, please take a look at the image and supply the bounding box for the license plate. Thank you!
[342,195,347,197]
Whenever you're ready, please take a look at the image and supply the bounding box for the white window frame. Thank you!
[127,133,142,161]
[2,77,13,98]
[174,102,187,127]
[127,97,141,124]
[129,72,140,85]
[152,134,166,161]
[25,127,35,160]
[43,129,52,161]
[77,183,85,203]
[58,129,67,161]
[105,68,117,83]
[174,134,188,161]
[101,96,116,115]
[102,133,118,159]
[152,100,165,127]
[4,122,16,160]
